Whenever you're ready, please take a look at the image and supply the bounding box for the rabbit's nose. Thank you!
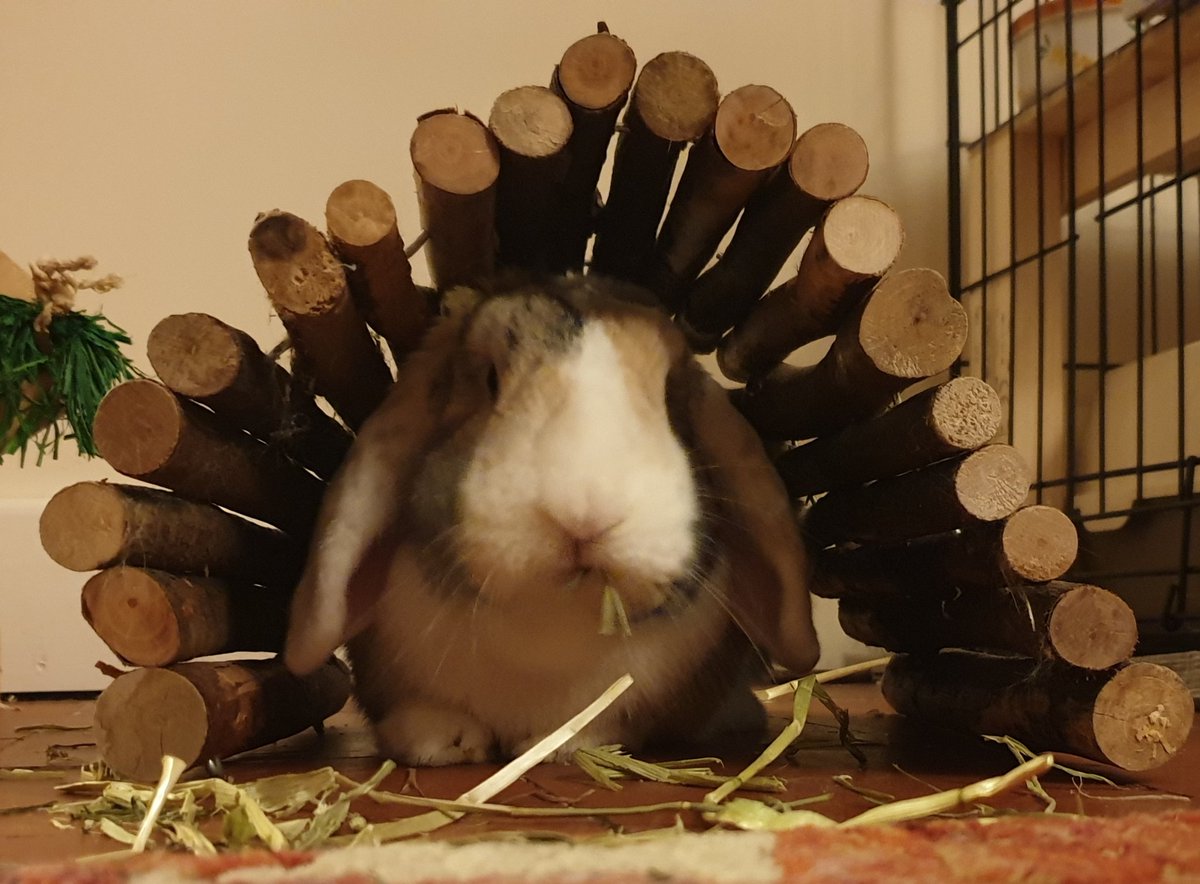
[543,508,623,567]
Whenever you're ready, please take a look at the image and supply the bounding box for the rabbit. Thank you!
[283,275,819,766]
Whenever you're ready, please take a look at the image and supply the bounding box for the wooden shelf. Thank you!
[972,4,1200,207]
[1010,3,1200,139]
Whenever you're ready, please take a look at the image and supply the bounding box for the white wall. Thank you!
[0,1,948,684]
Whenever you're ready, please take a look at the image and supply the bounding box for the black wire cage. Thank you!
[945,0,1199,650]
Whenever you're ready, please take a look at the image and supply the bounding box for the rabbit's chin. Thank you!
[469,563,695,624]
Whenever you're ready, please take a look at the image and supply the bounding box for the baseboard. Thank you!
[0,499,120,693]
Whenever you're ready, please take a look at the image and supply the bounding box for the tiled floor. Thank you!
[2,681,1197,867]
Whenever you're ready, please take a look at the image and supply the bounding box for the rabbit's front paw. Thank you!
[374,699,494,766]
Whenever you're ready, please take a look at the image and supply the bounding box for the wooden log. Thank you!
[147,312,352,479]
[679,122,869,351]
[325,179,429,362]
[812,504,1080,599]
[39,481,302,586]
[804,443,1031,546]
[546,29,638,273]
[93,379,324,538]
[775,377,1002,497]
[732,268,966,440]
[81,567,290,667]
[839,582,1138,670]
[646,84,796,311]
[95,657,352,782]
[248,210,392,430]
[410,110,501,290]
[718,196,904,382]
[882,652,1193,772]
[589,51,719,283]
[489,86,574,273]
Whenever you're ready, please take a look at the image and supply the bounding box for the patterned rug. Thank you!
[7,811,1200,883]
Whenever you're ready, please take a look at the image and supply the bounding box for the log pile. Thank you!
[37,24,1192,780]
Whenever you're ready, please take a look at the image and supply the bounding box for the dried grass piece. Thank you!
[599,585,633,637]
[711,797,837,831]
[465,674,633,804]
[131,754,185,852]
[573,745,784,793]
[708,675,817,805]
[0,769,67,780]
[759,655,892,701]
[841,754,1054,827]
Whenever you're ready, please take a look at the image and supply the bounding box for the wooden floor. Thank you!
[2,680,1198,868]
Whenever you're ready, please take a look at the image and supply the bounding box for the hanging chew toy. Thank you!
[0,251,133,463]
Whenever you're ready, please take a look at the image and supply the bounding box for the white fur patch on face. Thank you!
[459,321,699,603]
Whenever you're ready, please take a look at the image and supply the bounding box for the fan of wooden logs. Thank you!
[37,25,1192,783]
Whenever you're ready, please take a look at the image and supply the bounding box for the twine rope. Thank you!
[29,256,122,333]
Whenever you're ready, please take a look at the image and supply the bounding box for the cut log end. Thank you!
[860,268,967,379]
[1048,584,1138,670]
[1091,662,1194,771]
[954,444,1032,522]
[93,380,183,477]
[411,112,501,196]
[248,211,347,318]
[823,196,904,277]
[931,376,1002,450]
[633,51,720,142]
[325,179,398,248]
[147,313,243,399]
[489,86,574,159]
[714,84,796,172]
[247,211,307,261]
[95,667,209,784]
[82,569,184,667]
[790,122,870,201]
[558,33,637,111]
[39,482,129,571]
[1002,506,1080,582]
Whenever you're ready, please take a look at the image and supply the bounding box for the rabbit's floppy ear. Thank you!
[284,317,469,676]
[691,372,820,675]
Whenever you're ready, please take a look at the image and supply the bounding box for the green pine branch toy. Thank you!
[0,254,135,465]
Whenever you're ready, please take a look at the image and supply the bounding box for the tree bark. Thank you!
[589,51,719,283]
[678,122,869,351]
[812,504,1079,599]
[882,653,1193,771]
[94,657,351,783]
[775,377,1001,497]
[839,581,1137,670]
[93,379,324,538]
[147,312,352,479]
[489,86,574,273]
[732,268,966,440]
[804,444,1031,546]
[546,29,637,273]
[81,566,290,667]
[646,84,796,311]
[39,481,302,586]
[248,210,392,430]
[718,196,903,381]
[410,110,501,290]
[325,179,429,363]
